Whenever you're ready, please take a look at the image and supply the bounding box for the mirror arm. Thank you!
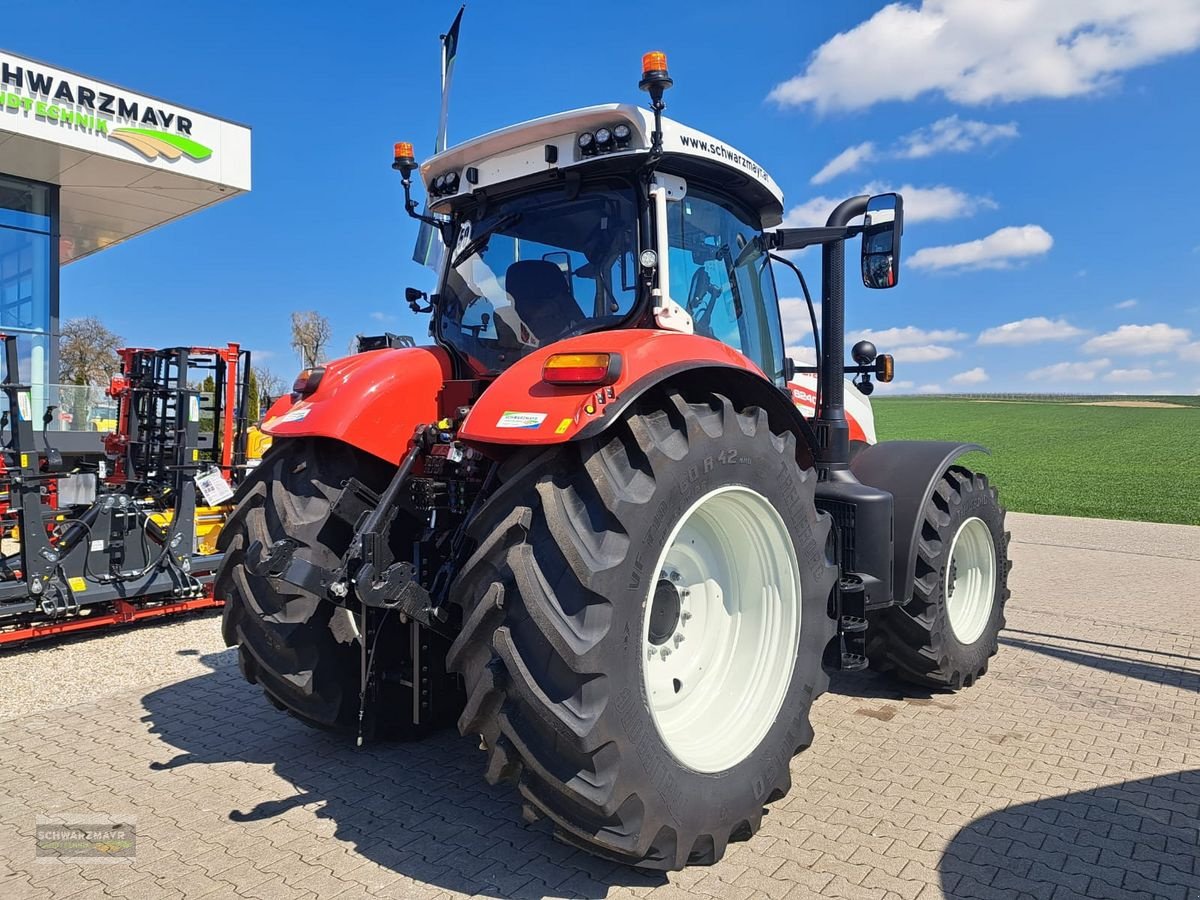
[767,225,860,252]
[817,194,870,479]
[400,175,442,229]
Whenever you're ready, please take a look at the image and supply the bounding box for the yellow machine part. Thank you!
[246,425,273,461]
[150,505,232,556]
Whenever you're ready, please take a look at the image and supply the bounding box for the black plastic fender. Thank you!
[850,441,988,608]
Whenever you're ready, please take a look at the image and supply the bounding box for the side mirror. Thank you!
[861,193,903,289]
[405,287,433,314]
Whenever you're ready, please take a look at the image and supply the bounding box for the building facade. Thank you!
[0,48,250,394]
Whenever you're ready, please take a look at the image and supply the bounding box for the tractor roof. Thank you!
[420,104,785,228]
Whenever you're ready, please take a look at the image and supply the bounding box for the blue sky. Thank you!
[27,0,1200,394]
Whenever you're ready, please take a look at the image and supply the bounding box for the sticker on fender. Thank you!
[496,411,547,429]
[263,405,312,429]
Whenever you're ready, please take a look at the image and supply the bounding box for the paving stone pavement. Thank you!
[0,511,1197,899]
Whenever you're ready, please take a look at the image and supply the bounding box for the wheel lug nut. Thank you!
[673,633,684,646]
[681,611,692,621]
[660,647,671,659]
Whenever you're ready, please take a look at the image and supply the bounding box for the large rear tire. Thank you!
[446,389,837,869]
[216,437,441,737]
[867,465,1010,689]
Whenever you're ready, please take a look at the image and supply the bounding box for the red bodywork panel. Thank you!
[458,331,765,447]
[258,333,866,463]
[786,380,869,443]
[262,347,454,463]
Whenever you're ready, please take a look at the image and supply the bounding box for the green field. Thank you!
[871,398,1200,525]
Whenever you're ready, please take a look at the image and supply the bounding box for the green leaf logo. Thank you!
[110,128,212,161]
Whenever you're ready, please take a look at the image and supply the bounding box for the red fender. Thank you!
[458,330,766,447]
[261,347,452,463]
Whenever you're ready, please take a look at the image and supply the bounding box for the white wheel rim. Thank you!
[945,516,997,645]
[641,485,801,774]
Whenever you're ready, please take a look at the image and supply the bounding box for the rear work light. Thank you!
[542,353,621,386]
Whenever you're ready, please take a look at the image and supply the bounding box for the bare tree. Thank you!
[290,311,331,369]
[59,316,122,384]
[253,364,285,409]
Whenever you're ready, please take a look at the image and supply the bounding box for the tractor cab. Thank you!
[397,77,790,385]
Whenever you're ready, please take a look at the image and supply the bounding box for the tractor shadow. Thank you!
[999,631,1200,693]
[827,667,941,701]
[140,652,665,898]
[940,770,1200,898]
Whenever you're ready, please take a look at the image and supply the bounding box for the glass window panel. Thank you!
[0,176,50,233]
[666,188,786,383]
[0,221,51,333]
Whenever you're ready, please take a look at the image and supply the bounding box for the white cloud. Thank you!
[784,185,991,229]
[1104,368,1158,382]
[950,367,989,385]
[917,384,944,394]
[894,344,959,363]
[1083,323,1192,355]
[767,0,1200,112]
[1180,342,1200,362]
[977,316,1086,345]
[781,197,839,228]
[864,183,996,222]
[786,344,817,366]
[1114,299,1139,310]
[909,225,1053,271]
[899,116,1019,158]
[811,142,876,185]
[873,379,916,392]
[1028,358,1111,382]
[779,297,820,343]
[811,117,1016,184]
[369,311,398,323]
[856,325,967,346]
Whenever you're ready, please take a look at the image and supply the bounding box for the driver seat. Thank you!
[504,260,583,345]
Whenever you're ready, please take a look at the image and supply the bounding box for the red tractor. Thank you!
[217,53,1010,869]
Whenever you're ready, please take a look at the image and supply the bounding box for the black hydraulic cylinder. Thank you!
[818,195,870,479]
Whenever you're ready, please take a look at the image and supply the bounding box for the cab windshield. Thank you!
[437,181,639,375]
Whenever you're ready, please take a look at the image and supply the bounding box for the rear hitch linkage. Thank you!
[245,426,454,639]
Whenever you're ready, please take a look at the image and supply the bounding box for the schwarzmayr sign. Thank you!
[1,58,212,161]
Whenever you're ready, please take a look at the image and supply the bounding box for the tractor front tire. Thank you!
[447,389,837,869]
[867,465,1010,689]
[216,437,427,737]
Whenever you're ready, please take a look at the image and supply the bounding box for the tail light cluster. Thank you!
[542,353,621,386]
[292,367,325,397]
